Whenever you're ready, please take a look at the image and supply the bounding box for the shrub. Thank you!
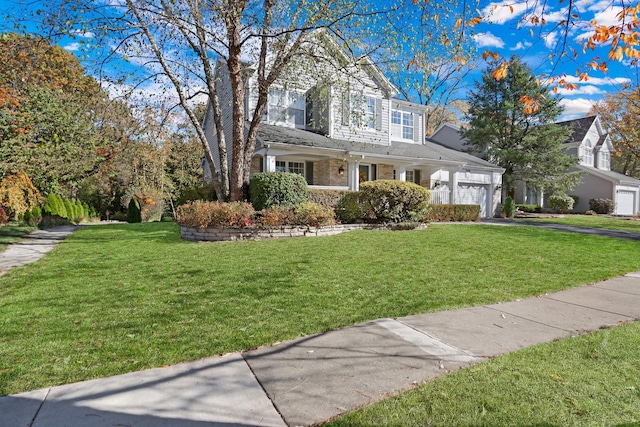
[515,204,542,213]
[589,198,614,214]
[257,205,295,227]
[176,184,216,205]
[126,198,142,223]
[502,196,516,218]
[249,172,309,210]
[25,206,42,226]
[585,210,597,216]
[308,189,350,210]
[426,204,481,222]
[549,193,575,213]
[358,180,431,223]
[293,202,336,227]
[335,192,364,223]
[64,199,77,221]
[0,171,42,220]
[176,201,254,228]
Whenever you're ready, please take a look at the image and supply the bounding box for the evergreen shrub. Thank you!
[357,180,431,223]
[249,172,309,210]
[126,198,143,223]
[502,196,516,218]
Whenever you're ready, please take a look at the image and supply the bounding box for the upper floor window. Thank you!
[598,150,610,170]
[580,139,593,166]
[267,89,305,128]
[391,110,414,141]
[349,93,376,129]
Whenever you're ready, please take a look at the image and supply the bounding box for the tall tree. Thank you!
[0,33,108,194]
[591,85,640,178]
[462,56,581,198]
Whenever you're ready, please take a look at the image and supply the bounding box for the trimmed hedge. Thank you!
[515,204,542,213]
[358,180,431,223]
[249,172,309,210]
[549,193,574,213]
[426,204,480,222]
[308,189,351,210]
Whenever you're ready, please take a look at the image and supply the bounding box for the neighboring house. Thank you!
[203,35,504,218]
[431,117,640,216]
[555,115,640,216]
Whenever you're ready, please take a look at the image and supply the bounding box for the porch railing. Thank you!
[430,189,450,205]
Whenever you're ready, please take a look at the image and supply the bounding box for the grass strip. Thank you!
[329,320,640,426]
[516,215,640,232]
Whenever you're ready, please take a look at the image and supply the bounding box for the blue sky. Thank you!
[1,0,636,121]
[469,0,637,119]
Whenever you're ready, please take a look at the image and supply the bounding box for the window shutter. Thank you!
[413,113,421,143]
[341,91,350,126]
[415,170,421,185]
[375,98,382,131]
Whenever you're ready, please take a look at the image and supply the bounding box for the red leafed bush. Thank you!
[176,201,255,228]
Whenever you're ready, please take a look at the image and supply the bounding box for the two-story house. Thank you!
[556,115,640,215]
[203,35,504,218]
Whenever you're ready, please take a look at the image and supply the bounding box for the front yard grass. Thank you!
[1,222,640,396]
[517,214,640,232]
[329,320,640,426]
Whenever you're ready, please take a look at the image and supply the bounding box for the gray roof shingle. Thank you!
[256,123,501,170]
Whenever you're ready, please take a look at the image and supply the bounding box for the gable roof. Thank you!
[256,123,502,171]
[556,116,598,146]
[577,164,640,186]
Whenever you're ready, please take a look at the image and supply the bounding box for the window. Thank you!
[581,139,593,166]
[275,160,304,176]
[348,93,376,129]
[405,170,421,184]
[391,110,414,140]
[288,161,305,175]
[406,170,414,183]
[267,89,305,128]
[599,150,610,170]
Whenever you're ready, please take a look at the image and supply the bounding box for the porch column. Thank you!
[348,160,359,191]
[449,169,458,204]
[397,166,407,182]
[263,154,276,172]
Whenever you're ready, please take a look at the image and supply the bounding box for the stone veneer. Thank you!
[181,223,428,242]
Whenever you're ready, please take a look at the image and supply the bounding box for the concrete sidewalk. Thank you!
[0,226,77,276]
[3,272,640,426]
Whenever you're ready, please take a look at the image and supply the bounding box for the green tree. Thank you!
[126,198,142,223]
[462,56,581,198]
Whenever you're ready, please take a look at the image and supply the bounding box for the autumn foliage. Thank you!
[0,171,43,220]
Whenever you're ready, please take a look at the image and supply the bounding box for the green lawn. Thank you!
[329,320,640,426]
[0,224,36,253]
[516,214,640,232]
[1,222,640,396]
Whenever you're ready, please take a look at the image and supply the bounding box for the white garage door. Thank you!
[458,185,488,218]
[617,190,636,216]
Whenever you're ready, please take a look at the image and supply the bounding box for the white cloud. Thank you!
[544,32,558,48]
[473,32,505,48]
[556,75,631,86]
[559,98,596,118]
[64,42,81,52]
[510,41,532,51]
[481,2,529,24]
[591,6,623,26]
[71,30,95,39]
[555,85,604,96]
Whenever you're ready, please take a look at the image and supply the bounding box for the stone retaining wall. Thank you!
[180,223,427,242]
